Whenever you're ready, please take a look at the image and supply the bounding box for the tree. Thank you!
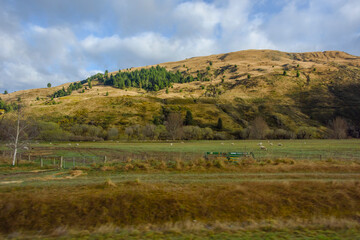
[143,124,156,140]
[184,110,194,125]
[2,106,35,165]
[249,116,269,139]
[125,126,134,140]
[4,90,8,94]
[107,127,119,140]
[216,118,223,130]
[283,70,287,76]
[296,71,300,77]
[165,112,183,140]
[47,83,51,88]
[330,117,348,139]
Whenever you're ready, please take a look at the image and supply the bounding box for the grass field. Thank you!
[4,139,358,162]
[0,140,360,239]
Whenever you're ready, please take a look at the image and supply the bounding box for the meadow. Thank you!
[13,139,360,161]
[0,139,360,239]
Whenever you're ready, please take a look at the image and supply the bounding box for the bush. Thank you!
[183,126,202,140]
[36,121,71,141]
[267,129,295,139]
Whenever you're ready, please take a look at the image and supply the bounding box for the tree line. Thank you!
[96,65,197,91]
[52,82,84,98]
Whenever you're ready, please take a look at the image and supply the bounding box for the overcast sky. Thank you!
[0,0,359,92]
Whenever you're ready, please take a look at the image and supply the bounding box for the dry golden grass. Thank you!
[0,180,359,233]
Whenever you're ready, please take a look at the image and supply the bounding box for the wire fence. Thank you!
[1,149,360,169]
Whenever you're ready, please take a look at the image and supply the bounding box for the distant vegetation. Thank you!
[52,82,83,98]
[99,65,197,91]
[0,98,18,112]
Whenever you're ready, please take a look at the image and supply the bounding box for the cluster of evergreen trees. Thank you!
[0,98,18,112]
[100,65,197,91]
[52,82,83,98]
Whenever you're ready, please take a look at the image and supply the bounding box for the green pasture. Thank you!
[32,139,360,160]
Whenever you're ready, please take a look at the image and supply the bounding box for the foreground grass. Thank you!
[1,179,360,233]
[6,227,360,239]
[0,159,359,238]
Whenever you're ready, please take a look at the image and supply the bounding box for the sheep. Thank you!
[260,145,267,151]
[278,143,283,146]
[170,143,173,146]
[269,143,273,146]
[221,142,224,145]
[76,143,79,146]
[231,143,234,145]
[257,142,263,146]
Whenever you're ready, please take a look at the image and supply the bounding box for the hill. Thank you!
[1,49,360,140]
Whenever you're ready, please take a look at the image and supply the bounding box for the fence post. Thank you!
[104,155,107,163]
[53,158,55,166]
[40,158,43,167]
[60,156,63,169]
[28,155,31,161]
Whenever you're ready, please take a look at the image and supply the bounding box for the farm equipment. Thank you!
[204,151,255,161]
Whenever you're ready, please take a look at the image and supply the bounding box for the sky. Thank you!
[0,0,359,93]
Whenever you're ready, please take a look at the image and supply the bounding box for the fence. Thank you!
[1,149,360,168]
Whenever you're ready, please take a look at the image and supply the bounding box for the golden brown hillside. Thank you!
[1,49,360,139]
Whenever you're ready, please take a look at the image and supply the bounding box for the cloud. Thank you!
[0,0,359,93]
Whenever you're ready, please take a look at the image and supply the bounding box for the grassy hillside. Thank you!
[1,50,360,139]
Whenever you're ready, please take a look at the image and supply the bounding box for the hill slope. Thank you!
[1,49,360,139]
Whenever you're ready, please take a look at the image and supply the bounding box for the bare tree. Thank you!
[2,106,34,165]
[125,126,134,140]
[330,117,348,139]
[143,124,156,140]
[249,116,269,139]
[165,112,183,140]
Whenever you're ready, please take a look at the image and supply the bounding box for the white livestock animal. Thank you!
[170,143,173,146]
[278,143,283,146]
[269,143,273,146]
[260,145,267,151]
[257,142,263,146]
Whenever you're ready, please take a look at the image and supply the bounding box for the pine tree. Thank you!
[217,118,223,130]
[184,110,194,125]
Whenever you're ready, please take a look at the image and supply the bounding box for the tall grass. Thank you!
[0,180,359,233]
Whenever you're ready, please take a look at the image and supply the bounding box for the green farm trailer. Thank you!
[204,151,255,161]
